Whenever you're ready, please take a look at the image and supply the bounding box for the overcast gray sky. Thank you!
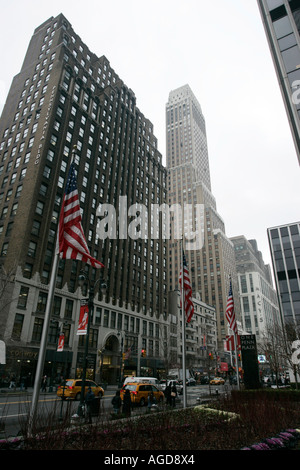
[0,0,299,275]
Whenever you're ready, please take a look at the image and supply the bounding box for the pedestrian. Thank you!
[20,376,26,391]
[41,375,47,392]
[147,391,156,412]
[9,375,16,389]
[122,389,132,417]
[111,390,122,414]
[85,386,95,423]
[164,384,172,406]
[170,384,177,408]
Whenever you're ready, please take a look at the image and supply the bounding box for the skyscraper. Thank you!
[166,84,239,352]
[267,222,300,325]
[0,14,168,384]
[257,0,300,165]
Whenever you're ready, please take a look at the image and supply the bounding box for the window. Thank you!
[12,313,24,340]
[27,241,37,257]
[37,291,48,313]
[65,299,73,319]
[32,318,44,342]
[17,286,29,309]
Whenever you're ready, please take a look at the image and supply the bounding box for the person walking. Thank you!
[111,390,122,414]
[170,384,177,408]
[147,391,156,412]
[164,384,171,406]
[9,375,16,389]
[122,389,132,417]
[85,386,95,423]
[41,375,47,392]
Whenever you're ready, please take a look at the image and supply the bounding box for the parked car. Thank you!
[210,377,225,385]
[200,375,210,384]
[186,378,196,386]
[120,382,164,406]
[159,379,167,391]
[57,379,104,400]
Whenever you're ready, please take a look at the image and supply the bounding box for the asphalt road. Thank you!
[0,383,228,438]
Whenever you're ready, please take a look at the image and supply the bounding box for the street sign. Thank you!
[240,335,260,389]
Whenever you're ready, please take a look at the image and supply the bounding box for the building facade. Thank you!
[267,222,300,326]
[166,84,239,353]
[168,290,217,374]
[0,14,169,386]
[231,236,280,340]
[257,0,300,165]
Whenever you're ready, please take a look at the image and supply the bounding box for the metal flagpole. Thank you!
[28,146,77,433]
[233,332,240,390]
[181,239,187,408]
[29,253,59,432]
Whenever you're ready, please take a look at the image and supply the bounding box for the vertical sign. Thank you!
[57,334,65,352]
[240,335,261,389]
[77,299,89,335]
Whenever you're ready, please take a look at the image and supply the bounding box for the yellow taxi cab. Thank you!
[56,379,104,400]
[210,377,225,385]
[120,382,164,406]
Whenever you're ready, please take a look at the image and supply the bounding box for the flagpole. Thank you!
[29,252,59,432]
[181,239,187,409]
[233,331,240,390]
[28,146,77,433]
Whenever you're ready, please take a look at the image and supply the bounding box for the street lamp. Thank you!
[77,271,106,416]
[117,331,124,387]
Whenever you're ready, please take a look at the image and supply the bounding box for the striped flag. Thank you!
[57,162,104,268]
[225,280,237,335]
[179,252,194,323]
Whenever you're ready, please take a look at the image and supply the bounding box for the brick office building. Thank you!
[0,14,168,385]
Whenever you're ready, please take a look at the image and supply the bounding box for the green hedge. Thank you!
[231,388,300,401]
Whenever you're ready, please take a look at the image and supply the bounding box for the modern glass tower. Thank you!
[257,0,300,165]
[166,84,239,352]
[267,222,300,326]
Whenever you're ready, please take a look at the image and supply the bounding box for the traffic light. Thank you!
[209,352,214,360]
[122,353,126,360]
[141,349,146,357]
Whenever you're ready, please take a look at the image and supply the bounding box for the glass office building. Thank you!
[267,222,300,325]
[257,0,300,165]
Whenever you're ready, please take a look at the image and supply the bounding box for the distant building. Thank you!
[257,0,300,165]
[166,84,239,353]
[168,290,217,373]
[267,222,300,325]
[231,236,280,339]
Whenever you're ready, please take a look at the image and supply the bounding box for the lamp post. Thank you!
[117,331,124,387]
[77,271,106,416]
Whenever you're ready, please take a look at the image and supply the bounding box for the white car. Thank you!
[167,380,183,395]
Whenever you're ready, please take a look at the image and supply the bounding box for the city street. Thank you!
[0,383,229,438]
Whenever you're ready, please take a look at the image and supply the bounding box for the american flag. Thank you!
[57,162,104,268]
[225,280,237,335]
[179,252,194,323]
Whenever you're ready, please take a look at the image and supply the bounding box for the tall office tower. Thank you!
[230,236,280,340]
[267,222,300,325]
[166,84,239,353]
[0,14,168,384]
[257,0,300,165]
